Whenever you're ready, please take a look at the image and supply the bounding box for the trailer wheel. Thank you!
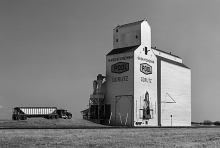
[55,115,58,119]
[17,116,21,120]
[23,116,27,120]
[51,115,55,119]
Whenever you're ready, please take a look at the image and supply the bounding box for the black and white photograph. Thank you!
[0,0,220,147]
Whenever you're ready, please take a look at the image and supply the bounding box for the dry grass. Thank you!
[0,118,107,128]
[0,119,220,147]
[1,128,220,148]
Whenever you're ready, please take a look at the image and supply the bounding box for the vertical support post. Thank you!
[119,113,122,125]
[115,97,117,125]
[171,115,172,126]
[89,99,91,119]
[104,97,105,120]
[136,100,137,121]
[125,113,128,126]
[131,96,133,126]
[157,58,161,127]
[98,97,99,121]
[109,112,112,125]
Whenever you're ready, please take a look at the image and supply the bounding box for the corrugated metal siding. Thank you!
[161,61,191,126]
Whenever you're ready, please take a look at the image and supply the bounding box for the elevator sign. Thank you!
[140,63,152,75]
[111,62,129,74]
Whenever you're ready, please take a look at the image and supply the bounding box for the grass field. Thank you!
[1,128,220,148]
[0,119,220,147]
[0,118,107,129]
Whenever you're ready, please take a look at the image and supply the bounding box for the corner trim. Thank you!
[157,58,161,126]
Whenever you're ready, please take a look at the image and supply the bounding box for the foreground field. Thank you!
[1,128,220,148]
[1,119,220,147]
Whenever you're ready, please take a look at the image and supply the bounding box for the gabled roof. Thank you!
[115,19,146,29]
[107,45,140,56]
[156,55,189,69]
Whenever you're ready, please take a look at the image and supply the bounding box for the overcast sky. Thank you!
[0,0,220,122]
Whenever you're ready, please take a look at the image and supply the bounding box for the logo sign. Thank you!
[111,62,129,74]
[140,63,152,75]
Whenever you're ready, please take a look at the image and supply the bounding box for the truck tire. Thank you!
[51,115,55,119]
[17,116,21,120]
[23,116,27,120]
[68,115,72,119]
[55,115,58,119]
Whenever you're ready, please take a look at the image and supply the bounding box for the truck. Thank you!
[12,107,72,120]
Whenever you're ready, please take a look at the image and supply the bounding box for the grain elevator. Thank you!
[82,19,191,127]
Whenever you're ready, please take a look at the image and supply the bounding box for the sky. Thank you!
[0,0,220,122]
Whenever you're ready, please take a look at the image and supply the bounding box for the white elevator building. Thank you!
[85,19,191,127]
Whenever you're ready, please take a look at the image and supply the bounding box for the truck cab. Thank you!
[56,109,72,119]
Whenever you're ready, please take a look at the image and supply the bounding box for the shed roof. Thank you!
[81,108,89,114]
[156,55,189,69]
[152,47,180,58]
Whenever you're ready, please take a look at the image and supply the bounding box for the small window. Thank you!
[136,35,138,39]
[145,47,148,55]
[116,29,118,32]
[116,39,118,42]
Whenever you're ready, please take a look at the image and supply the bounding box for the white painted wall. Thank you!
[161,61,191,126]
[141,21,151,51]
[134,45,158,126]
[106,52,134,126]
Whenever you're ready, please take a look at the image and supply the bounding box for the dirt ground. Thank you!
[0,119,220,147]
